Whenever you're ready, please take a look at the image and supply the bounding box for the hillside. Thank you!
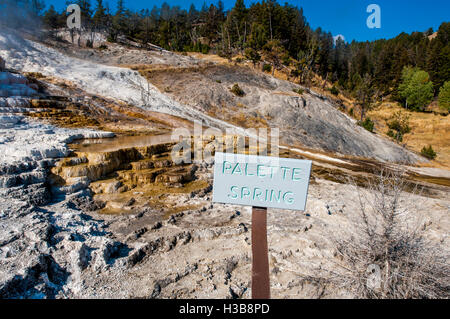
[0,26,449,299]
[368,103,450,168]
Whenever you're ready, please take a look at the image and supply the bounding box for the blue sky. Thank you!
[46,0,450,42]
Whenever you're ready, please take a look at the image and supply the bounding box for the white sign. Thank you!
[212,152,312,211]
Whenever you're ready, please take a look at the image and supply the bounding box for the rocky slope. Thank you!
[1,28,423,163]
[1,157,448,298]
[0,30,448,299]
[0,29,243,131]
[143,63,423,164]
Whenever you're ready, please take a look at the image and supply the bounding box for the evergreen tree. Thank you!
[225,0,247,50]
[36,0,449,102]
[43,4,59,29]
[427,39,450,92]
[356,73,374,121]
[93,0,107,30]
[109,0,126,41]
[263,40,286,76]
[438,81,450,112]
[244,47,261,66]
[76,0,93,27]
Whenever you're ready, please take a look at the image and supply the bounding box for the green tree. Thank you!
[225,0,247,50]
[93,0,107,30]
[398,67,434,111]
[108,0,126,42]
[355,73,374,121]
[427,23,450,91]
[438,81,450,112]
[247,22,268,50]
[263,40,286,76]
[387,111,411,143]
[76,0,93,27]
[43,5,59,29]
[244,47,261,67]
[421,145,437,160]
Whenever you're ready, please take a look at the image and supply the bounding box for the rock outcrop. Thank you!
[144,64,423,164]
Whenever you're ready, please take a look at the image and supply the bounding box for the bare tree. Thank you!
[126,72,153,107]
[356,73,374,122]
[307,170,449,298]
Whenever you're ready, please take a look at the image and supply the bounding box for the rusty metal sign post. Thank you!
[251,206,270,299]
[212,152,312,299]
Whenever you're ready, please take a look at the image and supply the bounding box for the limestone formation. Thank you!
[0,29,447,300]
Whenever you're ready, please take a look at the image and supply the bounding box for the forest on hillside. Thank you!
[1,0,450,112]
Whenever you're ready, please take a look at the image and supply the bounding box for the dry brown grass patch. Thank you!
[368,103,450,168]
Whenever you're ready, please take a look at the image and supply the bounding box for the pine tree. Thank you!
[93,0,107,31]
[224,0,248,50]
[109,0,126,41]
[76,0,93,27]
[43,5,59,29]
[244,47,261,67]
[356,73,374,121]
[34,0,445,100]
[426,23,450,91]
[263,40,286,76]
[438,81,450,112]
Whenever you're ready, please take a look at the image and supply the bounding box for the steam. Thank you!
[0,0,43,32]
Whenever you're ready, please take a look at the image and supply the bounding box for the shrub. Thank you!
[230,83,245,97]
[421,145,437,159]
[201,45,210,54]
[387,129,403,142]
[349,108,354,116]
[330,85,339,96]
[106,35,116,43]
[302,170,450,299]
[438,81,450,112]
[358,117,375,132]
[386,111,411,143]
[262,63,272,73]
[281,53,291,66]
[98,44,108,51]
[244,47,261,66]
[86,39,93,48]
[292,88,304,95]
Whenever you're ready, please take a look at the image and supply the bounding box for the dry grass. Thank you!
[206,105,268,129]
[186,52,230,64]
[368,103,450,168]
[127,53,450,170]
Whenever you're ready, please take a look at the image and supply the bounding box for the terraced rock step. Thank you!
[116,168,167,186]
[51,143,173,184]
[50,139,208,214]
